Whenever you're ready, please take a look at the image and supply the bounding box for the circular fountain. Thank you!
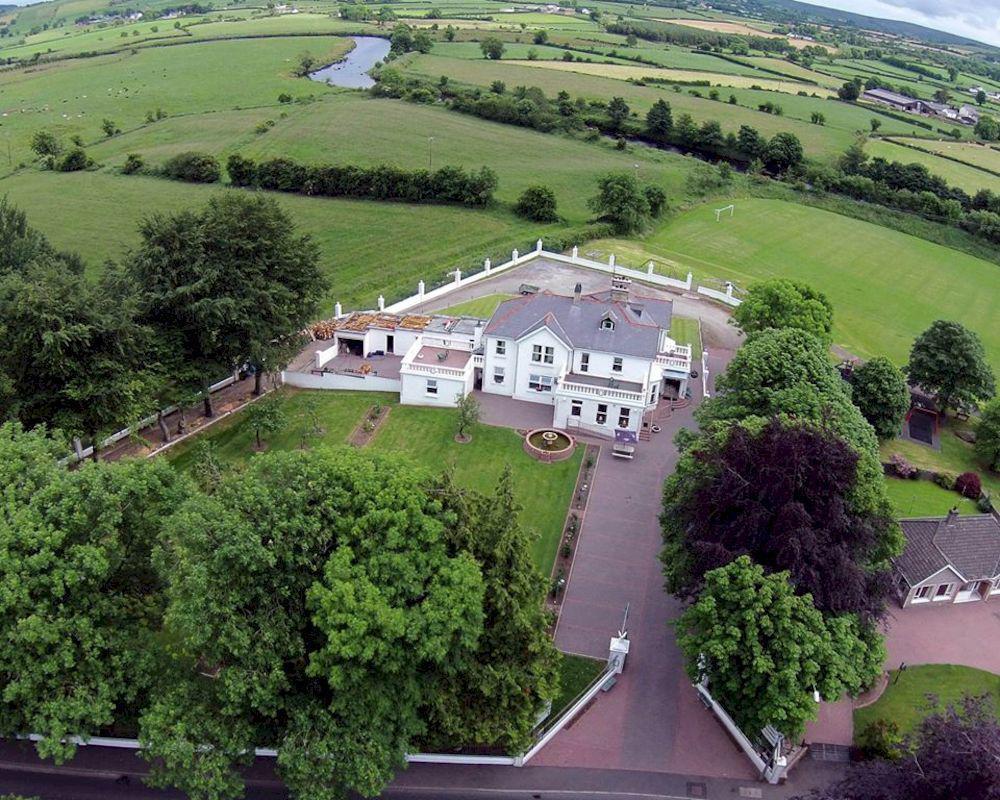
[524,428,576,463]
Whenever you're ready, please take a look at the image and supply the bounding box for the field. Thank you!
[855,665,1000,737]
[867,139,999,192]
[440,293,516,318]
[589,198,1000,376]
[369,404,583,577]
[666,18,778,37]
[504,60,835,96]
[0,170,546,312]
[885,137,1000,173]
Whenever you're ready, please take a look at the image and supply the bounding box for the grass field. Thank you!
[867,139,999,193]
[504,60,834,96]
[883,476,979,518]
[439,293,516,318]
[590,198,1000,376]
[855,665,1000,738]
[0,170,547,312]
[667,18,779,37]
[885,138,1000,173]
[369,404,583,576]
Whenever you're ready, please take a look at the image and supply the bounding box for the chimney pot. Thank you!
[573,282,582,304]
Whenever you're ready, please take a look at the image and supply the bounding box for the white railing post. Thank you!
[334,301,342,317]
[512,248,519,262]
[647,260,654,275]
[454,269,462,285]
[484,257,491,274]
[417,280,425,298]
[725,281,734,299]
[686,272,693,289]
[571,245,578,263]
[609,254,616,268]
[377,295,385,311]
[536,238,543,252]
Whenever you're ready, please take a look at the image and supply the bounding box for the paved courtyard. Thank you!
[882,597,1000,674]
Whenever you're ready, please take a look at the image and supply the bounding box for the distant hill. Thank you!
[715,0,994,49]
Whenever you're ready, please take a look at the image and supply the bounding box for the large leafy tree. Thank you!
[696,328,890,519]
[423,468,560,751]
[125,193,326,415]
[797,696,1000,800]
[661,420,895,620]
[676,557,884,740]
[731,278,833,344]
[645,98,673,142]
[850,356,910,440]
[907,320,995,416]
[588,172,651,234]
[0,262,155,453]
[140,448,484,800]
[0,422,189,761]
[975,397,1000,472]
[607,96,630,131]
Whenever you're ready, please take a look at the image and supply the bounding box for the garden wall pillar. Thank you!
[571,245,578,262]
[484,257,491,274]
[417,280,425,298]
[647,261,654,275]
[536,238,543,252]
[686,272,693,289]
[454,269,462,284]
[377,294,385,311]
[609,254,616,268]
[512,249,519,262]
[334,302,342,317]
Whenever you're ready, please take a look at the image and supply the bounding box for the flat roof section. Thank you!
[412,346,472,370]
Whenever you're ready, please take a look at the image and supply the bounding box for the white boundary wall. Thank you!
[696,282,742,307]
[282,370,401,393]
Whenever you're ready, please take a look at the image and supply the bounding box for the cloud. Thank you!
[814,0,1000,47]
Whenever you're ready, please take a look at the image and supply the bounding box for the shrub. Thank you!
[977,493,994,513]
[560,541,572,559]
[889,453,918,479]
[514,185,558,222]
[122,153,144,175]
[955,471,982,499]
[857,718,902,760]
[160,151,221,183]
[278,93,292,103]
[57,147,89,172]
[932,471,957,491]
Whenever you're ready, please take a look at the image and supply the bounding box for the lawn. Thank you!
[552,653,606,717]
[668,316,702,361]
[883,476,979,518]
[87,93,695,225]
[867,139,999,193]
[881,429,1000,500]
[166,389,392,472]
[369,404,583,576]
[439,293,516,318]
[855,665,1000,738]
[589,198,1000,376]
[0,170,546,313]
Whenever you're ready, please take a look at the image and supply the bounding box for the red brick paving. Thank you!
[881,598,1000,674]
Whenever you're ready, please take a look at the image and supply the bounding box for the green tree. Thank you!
[736,124,765,158]
[376,6,395,25]
[588,172,650,235]
[455,391,480,441]
[101,118,120,137]
[976,89,987,106]
[443,24,455,41]
[140,448,484,800]
[645,98,673,142]
[607,96,630,131]
[390,22,414,53]
[480,36,505,60]
[837,78,861,101]
[676,556,883,739]
[974,397,1000,472]
[292,52,315,76]
[29,129,62,168]
[763,131,804,173]
[644,185,667,217]
[974,115,999,141]
[514,185,558,222]
[732,279,833,343]
[532,29,547,44]
[0,423,189,763]
[245,394,286,450]
[412,29,434,53]
[124,194,326,416]
[907,320,995,416]
[850,357,910,440]
[424,467,560,750]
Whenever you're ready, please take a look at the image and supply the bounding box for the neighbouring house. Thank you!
[893,509,1000,608]
[288,276,693,439]
[480,277,692,438]
[861,89,980,126]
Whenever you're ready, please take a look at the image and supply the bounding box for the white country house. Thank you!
[286,274,693,440]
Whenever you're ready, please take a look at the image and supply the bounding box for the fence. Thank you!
[696,282,742,307]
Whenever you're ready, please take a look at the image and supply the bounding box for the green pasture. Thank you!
[855,665,1000,738]
[867,139,998,193]
[0,36,352,165]
[884,137,1000,173]
[438,293,516,318]
[0,170,548,312]
[589,198,1000,376]
[369,404,583,577]
[87,93,694,224]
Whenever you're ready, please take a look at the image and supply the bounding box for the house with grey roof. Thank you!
[893,509,1000,607]
[480,276,692,438]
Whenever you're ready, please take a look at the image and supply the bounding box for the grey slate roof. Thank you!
[484,289,673,359]
[895,514,1000,584]
[863,88,919,106]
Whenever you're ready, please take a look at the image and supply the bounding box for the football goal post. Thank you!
[714,204,735,222]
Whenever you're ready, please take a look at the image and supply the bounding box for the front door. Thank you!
[386,335,395,354]
[955,580,983,603]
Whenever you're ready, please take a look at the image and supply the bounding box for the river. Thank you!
[308,36,391,90]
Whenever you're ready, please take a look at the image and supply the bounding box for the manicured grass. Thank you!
[506,59,834,96]
[855,665,1000,738]
[589,198,1000,377]
[552,653,606,717]
[0,170,546,313]
[88,93,694,225]
[369,405,583,576]
[867,139,999,193]
[166,389,393,472]
[883,476,979,518]
[439,293,516,318]
[881,429,1000,500]
[0,36,353,165]
[668,316,702,361]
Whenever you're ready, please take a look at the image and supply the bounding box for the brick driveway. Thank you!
[882,599,1000,674]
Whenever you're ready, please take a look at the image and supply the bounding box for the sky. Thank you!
[812,0,1000,47]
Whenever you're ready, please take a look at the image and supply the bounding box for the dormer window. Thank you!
[600,316,615,331]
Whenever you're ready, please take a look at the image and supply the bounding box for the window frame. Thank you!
[580,352,590,373]
[426,379,438,396]
[531,344,543,363]
[570,399,583,417]
[495,339,506,356]
[493,366,505,384]
[618,408,631,428]
[595,403,608,425]
[528,374,554,392]
[612,357,623,373]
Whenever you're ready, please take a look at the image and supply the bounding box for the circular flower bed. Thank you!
[523,428,576,463]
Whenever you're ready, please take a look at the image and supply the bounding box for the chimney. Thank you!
[945,506,959,526]
[573,282,582,305]
[610,274,631,303]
